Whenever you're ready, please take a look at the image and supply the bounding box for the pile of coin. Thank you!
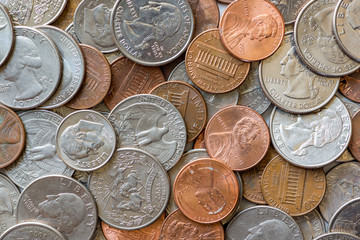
[0,0,360,239]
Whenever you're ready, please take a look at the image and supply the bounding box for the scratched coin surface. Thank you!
[260,32,340,114]
[339,71,360,103]
[173,158,239,223]
[0,26,61,110]
[349,111,360,161]
[219,0,285,62]
[89,148,169,230]
[293,209,326,240]
[189,0,219,37]
[4,110,73,189]
[205,105,270,171]
[314,233,360,240]
[270,96,352,168]
[16,175,97,240]
[111,0,194,66]
[0,222,66,240]
[56,110,116,171]
[261,155,326,216]
[0,3,13,67]
[226,206,304,240]
[186,29,250,93]
[108,94,187,171]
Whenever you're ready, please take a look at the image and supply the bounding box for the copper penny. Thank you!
[242,145,278,204]
[339,70,360,103]
[160,209,224,240]
[189,0,220,37]
[52,0,82,30]
[261,155,326,216]
[67,44,111,109]
[219,0,285,62]
[173,158,239,223]
[194,130,205,149]
[348,110,360,161]
[101,214,165,240]
[185,29,250,93]
[0,105,25,168]
[150,81,207,142]
[104,56,165,110]
[204,105,270,171]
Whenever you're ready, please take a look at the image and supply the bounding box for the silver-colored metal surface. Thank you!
[0,222,66,240]
[314,232,360,240]
[293,210,326,240]
[269,0,308,25]
[0,174,19,236]
[0,3,14,67]
[65,22,81,43]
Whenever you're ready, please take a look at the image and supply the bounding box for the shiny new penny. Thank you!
[189,0,219,38]
[349,110,360,161]
[160,209,224,240]
[339,71,360,103]
[261,155,326,216]
[204,105,270,171]
[173,158,239,223]
[0,3,13,67]
[0,105,25,168]
[104,56,165,110]
[186,29,250,93]
[67,44,111,109]
[150,81,207,142]
[0,222,65,240]
[219,0,285,62]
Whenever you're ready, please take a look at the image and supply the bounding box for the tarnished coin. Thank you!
[65,22,81,43]
[16,175,97,240]
[56,110,116,171]
[219,0,285,62]
[0,222,65,240]
[66,44,111,109]
[189,0,219,37]
[270,0,308,25]
[111,0,194,66]
[53,0,82,31]
[319,162,360,222]
[160,209,224,240]
[260,32,340,114]
[270,96,352,168]
[0,105,25,168]
[37,25,85,109]
[108,94,187,171]
[186,29,250,93]
[0,26,61,110]
[89,148,169,230]
[173,158,239,223]
[74,0,118,53]
[150,81,207,142]
[104,56,165,110]
[92,221,106,240]
[349,111,360,161]
[294,0,360,77]
[226,206,304,240]
[205,105,270,171]
[329,198,360,237]
[4,110,74,189]
[193,130,205,149]
[340,71,360,103]
[314,233,360,240]
[293,210,326,240]
[0,3,13,67]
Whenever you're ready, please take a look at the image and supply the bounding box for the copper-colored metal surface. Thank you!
[52,0,82,30]
[349,110,360,161]
[204,105,270,171]
[186,29,250,93]
[339,71,360,103]
[219,0,285,62]
[0,105,25,168]
[150,81,207,142]
[160,209,224,239]
[101,214,165,240]
[217,0,235,3]
[173,158,239,223]
[194,131,206,149]
[261,155,326,216]
[67,44,111,109]
[104,57,165,110]
[189,0,220,37]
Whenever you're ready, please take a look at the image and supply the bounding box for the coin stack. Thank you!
[0,0,359,239]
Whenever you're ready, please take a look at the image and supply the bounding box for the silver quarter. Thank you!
[269,0,308,25]
[37,25,85,109]
[88,148,170,230]
[270,96,352,168]
[0,222,66,240]
[65,22,81,43]
[0,26,61,110]
[16,175,97,240]
[0,174,19,236]
[111,0,195,66]
[73,0,118,53]
[108,94,187,171]
[4,110,74,189]
[293,210,326,240]
[0,3,13,67]
[314,233,360,240]
[56,110,116,171]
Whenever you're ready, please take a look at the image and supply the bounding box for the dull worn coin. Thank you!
[339,71,360,103]
[293,209,326,240]
[53,0,82,31]
[65,22,81,43]
[0,222,66,240]
[0,3,13,67]
[349,111,360,161]
[314,233,360,240]
[270,0,308,25]
[189,0,219,37]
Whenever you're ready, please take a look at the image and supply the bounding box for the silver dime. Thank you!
[0,26,61,110]
[314,233,360,240]
[0,174,19,235]
[111,0,195,66]
[108,94,187,171]
[293,210,326,240]
[0,3,13,67]
[56,110,116,171]
[16,175,97,240]
[294,0,360,77]
[65,22,81,43]
[37,25,85,109]
[0,222,66,240]
[226,206,304,240]
[74,0,118,53]
[4,110,74,189]
[270,96,352,168]
[88,148,170,230]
